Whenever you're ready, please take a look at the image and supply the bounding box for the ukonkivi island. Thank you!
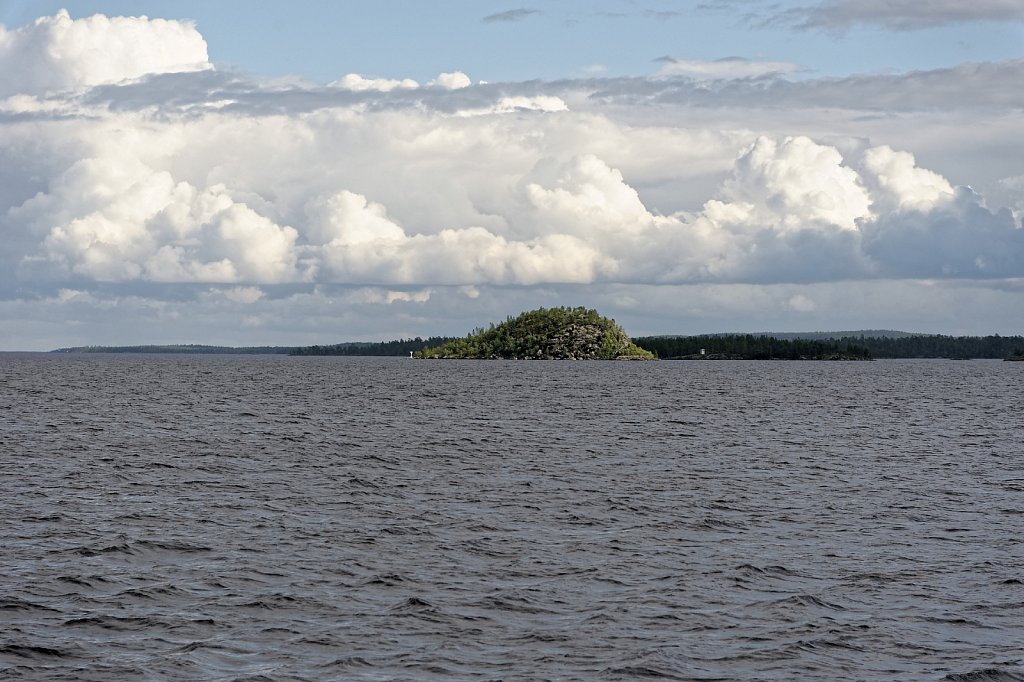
[414,307,656,360]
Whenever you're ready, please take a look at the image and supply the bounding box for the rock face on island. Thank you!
[416,307,656,360]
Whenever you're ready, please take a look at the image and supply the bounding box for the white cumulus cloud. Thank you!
[709,136,872,233]
[0,9,210,96]
[329,73,419,92]
[862,145,954,213]
[428,71,473,90]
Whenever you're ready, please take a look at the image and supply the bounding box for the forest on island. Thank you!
[415,307,656,360]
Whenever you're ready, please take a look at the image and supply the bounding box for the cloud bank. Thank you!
[789,0,1024,31]
[1,10,1021,348]
[8,93,1016,289]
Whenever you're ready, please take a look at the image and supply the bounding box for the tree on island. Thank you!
[415,307,656,360]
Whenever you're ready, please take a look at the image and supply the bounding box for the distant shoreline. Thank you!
[44,332,1024,361]
[50,344,295,355]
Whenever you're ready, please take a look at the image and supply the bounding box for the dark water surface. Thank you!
[2,354,1023,681]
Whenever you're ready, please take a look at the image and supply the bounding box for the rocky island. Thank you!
[415,307,656,360]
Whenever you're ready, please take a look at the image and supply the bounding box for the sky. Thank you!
[0,2,1022,350]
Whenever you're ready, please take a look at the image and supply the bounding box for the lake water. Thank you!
[2,354,1023,681]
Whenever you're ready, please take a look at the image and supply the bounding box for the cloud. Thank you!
[861,145,954,213]
[667,136,876,283]
[660,136,1023,284]
[308,187,616,286]
[655,56,800,79]
[482,9,540,23]
[645,10,684,21]
[786,294,817,312]
[862,187,1024,278]
[521,154,663,238]
[0,9,210,96]
[785,0,1024,31]
[595,59,1024,112]
[428,71,473,90]
[714,136,872,233]
[454,95,568,116]
[15,148,305,285]
[221,286,265,304]
[998,175,1024,222]
[329,73,419,92]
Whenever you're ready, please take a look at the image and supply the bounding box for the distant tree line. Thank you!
[834,334,1024,359]
[632,335,872,360]
[52,344,294,354]
[289,337,458,356]
[632,334,1024,360]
